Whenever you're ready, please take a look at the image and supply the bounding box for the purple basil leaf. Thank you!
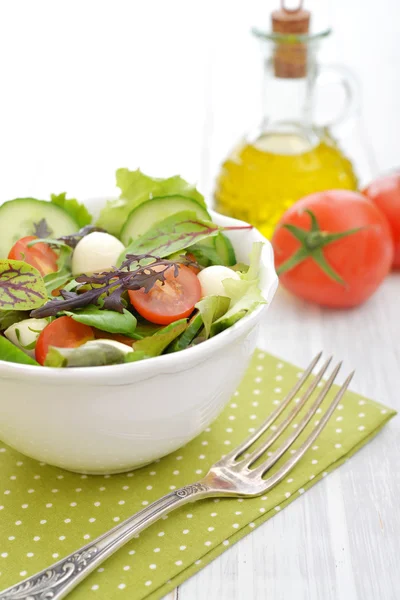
[33,219,52,238]
[58,226,107,249]
[29,255,179,318]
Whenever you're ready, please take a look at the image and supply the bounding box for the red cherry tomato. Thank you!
[362,173,400,268]
[272,190,394,308]
[35,316,95,365]
[128,264,201,325]
[8,236,58,276]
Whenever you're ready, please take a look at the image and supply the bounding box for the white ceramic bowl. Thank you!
[0,207,278,474]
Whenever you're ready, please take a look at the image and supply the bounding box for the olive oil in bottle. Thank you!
[214,1,358,237]
[215,131,357,239]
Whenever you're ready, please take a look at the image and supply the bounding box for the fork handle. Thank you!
[0,481,211,600]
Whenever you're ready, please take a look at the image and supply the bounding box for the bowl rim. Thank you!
[0,208,278,384]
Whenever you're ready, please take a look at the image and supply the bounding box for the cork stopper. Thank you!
[271,1,311,78]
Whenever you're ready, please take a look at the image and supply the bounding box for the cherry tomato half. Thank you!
[8,236,58,277]
[128,264,201,325]
[35,316,95,365]
[363,173,400,268]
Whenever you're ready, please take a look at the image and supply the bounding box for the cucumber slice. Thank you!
[190,234,236,267]
[167,312,203,353]
[0,198,79,257]
[214,233,236,266]
[120,195,211,245]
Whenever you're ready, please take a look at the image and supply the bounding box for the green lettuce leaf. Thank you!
[244,241,263,281]
[0,335,39,366]
[0,259,47,311]
[51,193,92,228]
[44,267,72,295]
[132,320,187,357]
[134,321,163,338]
[210,242,266,336]
[42,243,73,295]
[64,306,137,336]
[121,211,221,260]
[96,168,205,235]
[195,296,230,339]
[0,310,28,331]
[210,281,266,336]
[45,341,133,368]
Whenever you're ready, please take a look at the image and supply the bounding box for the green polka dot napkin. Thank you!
[0,351,396,599]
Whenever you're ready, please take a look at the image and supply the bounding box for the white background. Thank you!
[0,1,399,599]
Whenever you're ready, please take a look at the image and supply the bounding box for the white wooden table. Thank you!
[0,1,398,598]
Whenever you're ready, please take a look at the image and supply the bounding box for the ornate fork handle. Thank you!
[0,482,210,600]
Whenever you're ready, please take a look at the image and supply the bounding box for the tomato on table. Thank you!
[128,264,201,325]
[362,172,400,268]
[272,190,394,308]
[8,236,58,277]
[35,316,95,365]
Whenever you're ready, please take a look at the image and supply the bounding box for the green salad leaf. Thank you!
[210,242,266,336]
[46,244,73,295]
[0,310,28,331]
[51,193,92,228]
[121,211,221,260]
[195,295,231,339]
[64,306,138,337]
[0,335,39,366]
[45,341,133,368]
[44,268,72,295]
[96,169,205,235]
[0,260,47,311]
[210,281,266,336]
[134,321,163,338]
[132,320,187,358]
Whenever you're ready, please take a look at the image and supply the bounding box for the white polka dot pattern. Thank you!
[0,351,395,599]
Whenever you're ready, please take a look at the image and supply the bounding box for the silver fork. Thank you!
[0,353,354,600]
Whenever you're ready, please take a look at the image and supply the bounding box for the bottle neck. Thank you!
[260,56,317,143]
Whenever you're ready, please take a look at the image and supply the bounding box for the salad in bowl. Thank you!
[0,169,278,473]
[0,169,267,369]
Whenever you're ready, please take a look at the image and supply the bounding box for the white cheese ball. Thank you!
[72,232,125,275]
[86,339,133,354]
[5,318,49,358]
[197,265,240,298]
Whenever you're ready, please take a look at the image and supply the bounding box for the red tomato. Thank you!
[35,316,95,365]
[128,264,201,325]
[8,236,58,276]
[272,190,394,308]
[93,328,134,347]
[362,173,400,268]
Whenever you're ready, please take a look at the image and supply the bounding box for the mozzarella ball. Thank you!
[197,265,240,298]
[86,339,133,354]
[5,318,49,358]
[72,232,125,275]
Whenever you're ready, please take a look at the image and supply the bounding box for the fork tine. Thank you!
[250,361,342,477]
[221,352,323,463]
[243,356,333,468]
[258,371,354,489]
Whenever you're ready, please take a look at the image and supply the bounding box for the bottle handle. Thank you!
[315,64,361,128]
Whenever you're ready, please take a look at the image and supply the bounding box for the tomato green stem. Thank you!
[277,209,364,285]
